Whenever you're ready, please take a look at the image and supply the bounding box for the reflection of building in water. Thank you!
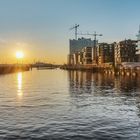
[93,73,140,93]
[68,71,93,95]
[118,76,140,93]
[68,71,140,95]
[68,71,118,94]
[92,73,116,91]
[17,72,23,96]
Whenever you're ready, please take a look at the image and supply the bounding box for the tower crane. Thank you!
[70,24,79,40]
[78,31,103,46]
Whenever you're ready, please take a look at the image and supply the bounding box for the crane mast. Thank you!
[70,24,79,40]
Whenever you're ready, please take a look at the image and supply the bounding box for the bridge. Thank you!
[31,63,60,70]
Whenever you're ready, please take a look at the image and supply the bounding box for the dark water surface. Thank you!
[0,69,140,140]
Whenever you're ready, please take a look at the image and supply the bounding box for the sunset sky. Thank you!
[0,0,140,64]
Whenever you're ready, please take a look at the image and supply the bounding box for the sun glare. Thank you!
[16,51,24,59]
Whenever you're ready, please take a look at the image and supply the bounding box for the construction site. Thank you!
[62,24,140,76]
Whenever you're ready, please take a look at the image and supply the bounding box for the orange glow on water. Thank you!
[17,72,23,97]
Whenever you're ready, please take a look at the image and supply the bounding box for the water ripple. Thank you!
[0,70,140,139]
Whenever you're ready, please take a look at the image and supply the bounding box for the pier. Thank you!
[61,63,140,76]
[0,64,31,74]
[31,63,59,70]
[115,62,140,76]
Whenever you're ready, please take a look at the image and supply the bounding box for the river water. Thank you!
[0,69,140,140]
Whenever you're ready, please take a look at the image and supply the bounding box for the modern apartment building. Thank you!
[68,38,138,67]
[68,37,95,65]
[114,40,137,66]
[82,47,92,65]
[96,43,114,65]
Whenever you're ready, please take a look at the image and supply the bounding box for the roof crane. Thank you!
[78,31,103,46]
[70,24,79,40]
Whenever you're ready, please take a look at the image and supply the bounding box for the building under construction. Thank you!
[68,24,140,69]
[68,38,96,65]
[68,24,99,65]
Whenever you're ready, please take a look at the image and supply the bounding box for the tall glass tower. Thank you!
[136,25,140,54]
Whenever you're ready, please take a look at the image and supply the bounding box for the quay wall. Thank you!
[61,64,140,76]
[0,64,31,74]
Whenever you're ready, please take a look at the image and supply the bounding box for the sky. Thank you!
[0,0,140,64]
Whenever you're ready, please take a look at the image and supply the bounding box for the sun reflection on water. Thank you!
[17,72,23,97]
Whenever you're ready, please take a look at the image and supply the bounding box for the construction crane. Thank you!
[78,31,103,46]
[70,24,79,40]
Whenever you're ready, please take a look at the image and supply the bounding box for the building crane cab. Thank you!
[70,24,79,40]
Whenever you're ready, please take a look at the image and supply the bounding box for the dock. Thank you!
[61,63,140,77]
[0,64,31,74]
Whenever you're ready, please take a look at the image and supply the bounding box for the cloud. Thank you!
[16,42,28,47]
[0,38,7,44]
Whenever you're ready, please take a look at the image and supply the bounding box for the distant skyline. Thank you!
[0,0,140,64]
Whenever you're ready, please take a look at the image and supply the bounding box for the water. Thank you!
[0,69,140,140]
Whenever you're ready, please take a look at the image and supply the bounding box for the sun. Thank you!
[16,51,24,59]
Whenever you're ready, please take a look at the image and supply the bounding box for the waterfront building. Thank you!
[77,52,83,65]
[92,45,97,64]
[96,43,114,65]
[82,47,92,64]
[68,52,83,65]
[69,37,95,54]
[67,54,74,65]
[71,46,92,65]
[114,39,137,66]
[73,53,79,65]
[68,37,95,65]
